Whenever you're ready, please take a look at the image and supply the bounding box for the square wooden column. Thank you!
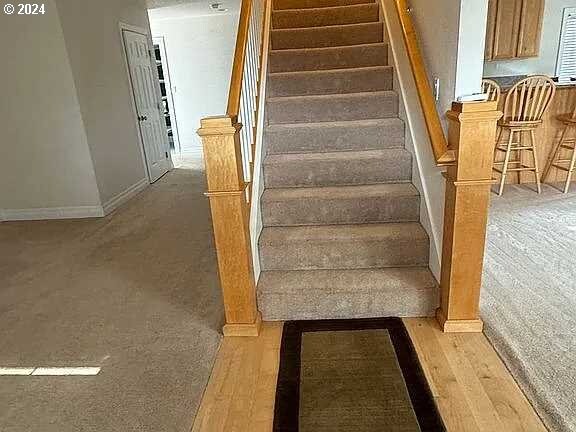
[197,116,261,337]
[437,101,502,333]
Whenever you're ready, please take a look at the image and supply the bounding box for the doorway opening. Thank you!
[153,37,182,157]
[121,25,172,182]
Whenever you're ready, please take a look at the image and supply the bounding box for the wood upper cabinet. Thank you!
[517,0,545,57]
[485,0,498,60]
[485,0,545,61]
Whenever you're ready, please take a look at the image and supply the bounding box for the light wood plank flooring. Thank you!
[192,318,547,432]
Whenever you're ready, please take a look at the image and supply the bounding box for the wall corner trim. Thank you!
[102,177,149,216]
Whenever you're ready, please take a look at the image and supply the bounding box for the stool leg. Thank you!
[517,131,524,184]
[563,125,576,193]
[493,127,503,166]
[543,126,568,182]
[529,130,542,193]
[498,129,514,196]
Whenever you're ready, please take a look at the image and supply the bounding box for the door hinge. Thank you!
[148,49,153,58]
[165,151,169,158]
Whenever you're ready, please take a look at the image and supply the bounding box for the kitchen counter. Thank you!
[486,75,576,91]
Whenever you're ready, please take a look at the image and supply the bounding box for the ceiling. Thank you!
[147,0,198,9]
[146,0,240,18]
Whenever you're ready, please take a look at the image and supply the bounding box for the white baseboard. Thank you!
[0,206,105,222]
[0,178,150,223]
[102,178,149,216]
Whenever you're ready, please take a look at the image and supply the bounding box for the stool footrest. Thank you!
[496,145,535,151]
[552,164,571,172]
[503,167,538,172]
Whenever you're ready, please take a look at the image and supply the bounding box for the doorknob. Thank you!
[138,115,148,121]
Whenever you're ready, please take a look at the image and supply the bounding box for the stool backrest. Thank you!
[503,75,556,123]
[482,79,501,102]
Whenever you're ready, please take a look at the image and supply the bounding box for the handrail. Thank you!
[393,0,456,166]
[227,0,253,118]
[223,0,266,189]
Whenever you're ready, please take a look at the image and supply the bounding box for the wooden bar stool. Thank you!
[542,102,576,193]
[482,79,501,103]
[493,75,556,195]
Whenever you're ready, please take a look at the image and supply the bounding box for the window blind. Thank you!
[556,7,576,84]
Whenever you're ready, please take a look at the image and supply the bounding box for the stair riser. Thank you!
[260,237,429,270]
[259,291,437,320]
[267,93,398,124]
[274,0,374,11]
[257,267,438,320]
[272,4,379,29]
[268,67,392,97]
[269,44,387,72]
[266,121,404,154]
[262,194,419,226]
[264,153,411,187]
[272,22,382,49]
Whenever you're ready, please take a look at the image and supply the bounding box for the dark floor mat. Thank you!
[273,318,445,432]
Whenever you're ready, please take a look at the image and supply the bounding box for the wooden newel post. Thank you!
[197,116,261,337]
[436,101,502,333]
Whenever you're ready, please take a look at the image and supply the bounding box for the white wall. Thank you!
[456,0,490,96]
[0,0,101,214]
[410,0,488,126]
[484,0,576,77]
[55,0,151,205]
[410,0,460,126]
[149,8,240,153]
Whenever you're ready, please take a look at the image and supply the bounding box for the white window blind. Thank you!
[556,7,576,84]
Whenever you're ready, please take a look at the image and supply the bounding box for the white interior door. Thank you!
[122,30,170,182]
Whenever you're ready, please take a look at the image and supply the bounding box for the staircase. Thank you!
[257,0,439,320]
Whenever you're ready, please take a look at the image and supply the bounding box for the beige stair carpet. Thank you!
[257,0,439,320]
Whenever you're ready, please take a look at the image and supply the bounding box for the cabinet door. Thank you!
[485,0,498,60]
[492,0,522,59]
[517,0,545,57]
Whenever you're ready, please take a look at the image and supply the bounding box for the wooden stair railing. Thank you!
[394,0,456,167]
[197,0,268,337]
[200,0,501,336]
[393,0,502,332]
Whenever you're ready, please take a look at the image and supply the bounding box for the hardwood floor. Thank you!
[191,318,547,432]
[404,318,546,432]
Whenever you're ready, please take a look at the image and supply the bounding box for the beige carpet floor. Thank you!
[0,155,224,431]
[482,184,576,432]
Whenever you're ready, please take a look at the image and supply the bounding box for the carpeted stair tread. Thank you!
[266,118,405,154]
[262,183,420,226]
[272,3,379,29]
[271,21,383,50]
[257,0,435,320]
[257,267,438,320]
[269,43,388,72]
[269,66,392,97]
[267,91,398,124]
[274,0,375,11]
[263,148,412,187]
[259,222,430,270]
